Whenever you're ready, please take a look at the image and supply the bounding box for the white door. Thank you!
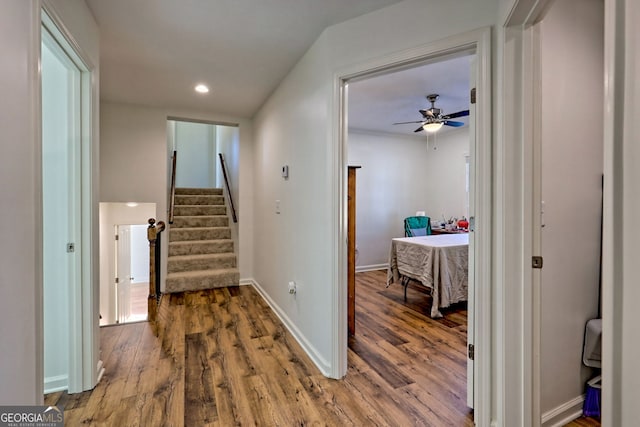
[41,24,82,394]
[116,225,132,323]
[466,58,477,409]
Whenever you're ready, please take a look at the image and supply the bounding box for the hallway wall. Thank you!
[0,0,99,404]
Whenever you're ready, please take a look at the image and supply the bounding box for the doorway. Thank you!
[99,203,156,326]
[115,224,150,324]
[535,0,604,424]
[346,51,475,407]
[336,28,492,421]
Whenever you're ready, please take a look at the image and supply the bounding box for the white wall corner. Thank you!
[239,278,255,286]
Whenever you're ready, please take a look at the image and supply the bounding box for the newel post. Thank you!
[147,218,165,322]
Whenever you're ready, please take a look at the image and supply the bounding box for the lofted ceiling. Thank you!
[348,54,473,137]
[85,0,405,118]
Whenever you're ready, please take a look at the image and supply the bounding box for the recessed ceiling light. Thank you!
[195,84,209,94]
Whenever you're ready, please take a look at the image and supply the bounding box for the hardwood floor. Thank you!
[44,270,471,425]
[565,416,601,427]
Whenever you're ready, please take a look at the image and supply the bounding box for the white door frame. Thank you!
[40,2,100,393]
[501,0,622,425]
[332,27,492,425]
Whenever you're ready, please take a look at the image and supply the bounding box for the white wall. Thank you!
[0,0,43,405]
[539,0,604,417]
[100,102,254,283]
[347,129,469,268]
[252,0,498,376]
[174,121,216,188]
[99,203,156,326]
[0,0,99,404]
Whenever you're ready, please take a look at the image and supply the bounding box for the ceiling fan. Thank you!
[393,94,469,133]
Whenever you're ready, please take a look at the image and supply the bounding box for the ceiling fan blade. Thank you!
[419,109,435,118]
[444,120,465,127]
[446,109,470,119]
[414,126,425,133]
[393,120,425,125]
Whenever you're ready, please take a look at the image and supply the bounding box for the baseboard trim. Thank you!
[541,394,585,427]
[44,374,68,394]
[239,277,254,286]
[249,279,331,376]
[96,359,105,385]
[355,263,388,273]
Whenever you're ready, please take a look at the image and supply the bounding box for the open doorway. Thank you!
[337,28,492,422]
[99,203,156,326]
[345,53,475,420]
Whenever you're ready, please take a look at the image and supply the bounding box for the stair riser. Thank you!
[175,195,224,206]
[169,228,231,241]
[175,188,223,196]
[174,206,226,216]
[168,256,237,273]
[168,241,234,256]
[165,271,240,293]
[172,216,228,228]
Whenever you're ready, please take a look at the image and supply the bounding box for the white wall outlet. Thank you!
[288,281,296,294]
[275,199,280,214]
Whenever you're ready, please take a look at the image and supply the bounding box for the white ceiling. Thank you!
[348,54,473,137]
[85,0,405,118]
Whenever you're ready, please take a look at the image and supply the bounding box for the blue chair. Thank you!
[404,216,432,237]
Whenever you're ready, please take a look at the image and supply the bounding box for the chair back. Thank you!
[404,216,431,237]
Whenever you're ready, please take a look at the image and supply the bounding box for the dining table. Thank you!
[387,233,469,318]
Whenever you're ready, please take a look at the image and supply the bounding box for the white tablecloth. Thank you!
[387,234,469,317]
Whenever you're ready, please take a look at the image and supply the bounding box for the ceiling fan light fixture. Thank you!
[423,122,443,133]
[195,84,210,94]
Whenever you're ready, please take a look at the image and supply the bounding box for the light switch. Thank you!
[282,165,289,179]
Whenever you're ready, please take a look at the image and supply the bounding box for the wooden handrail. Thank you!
[147,218,166,323]
[168,150,177,224]
[218,153,238,223]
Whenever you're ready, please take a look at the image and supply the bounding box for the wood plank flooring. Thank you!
[44,269,596,426]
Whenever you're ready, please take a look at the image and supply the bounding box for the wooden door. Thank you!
[347,166,360,336]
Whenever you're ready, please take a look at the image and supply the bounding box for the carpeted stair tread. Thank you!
[175,194,225,205]
[168,239,234,256]
[174,205,226,216]
[169,227,231,241]
[165,268,240,292]
[168,253,237,273]
[175,187,223,195]
[171,215,229,228]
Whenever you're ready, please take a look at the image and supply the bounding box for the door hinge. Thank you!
[532,256,544,269]
[115,277,119,284]
[115,234,119,241]
[468,343,475,360]
[470,87,476,104]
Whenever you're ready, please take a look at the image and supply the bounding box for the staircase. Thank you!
[166,188,239,293]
